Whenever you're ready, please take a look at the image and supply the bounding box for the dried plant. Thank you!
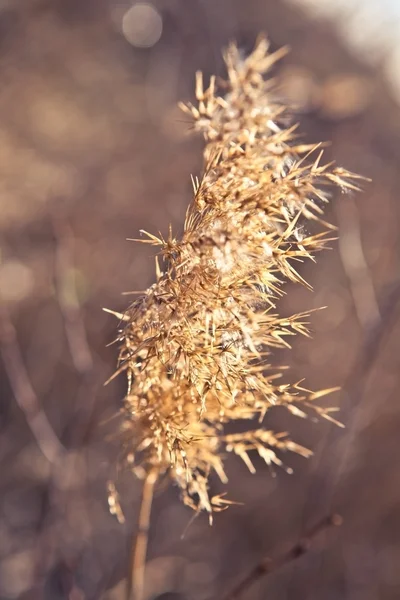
[107,35,360,534]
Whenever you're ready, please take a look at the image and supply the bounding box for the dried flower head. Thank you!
[107,36,361,523]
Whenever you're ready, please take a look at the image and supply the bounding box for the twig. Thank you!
[343,280,400,394]
[30,217,98,595]
[52,215,100,448]
[285,237,400,597]
[222,514,343,600]
[336,196,380,329]
[303,279,400,522]
[0,306,65,463]
[127,468,159,600]
[53,216,93,375]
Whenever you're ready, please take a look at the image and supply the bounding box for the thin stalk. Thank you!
[222,513,343,600]
[127,468,159,600]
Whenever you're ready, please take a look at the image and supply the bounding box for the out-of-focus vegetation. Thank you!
[1,2,400,599]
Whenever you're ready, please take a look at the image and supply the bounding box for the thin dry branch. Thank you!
[295,282,400,592]
[52,216,98,447]
[0,306,65,463]
[221,514,343,600]
[53,216,93,375]
[336,195,380,328]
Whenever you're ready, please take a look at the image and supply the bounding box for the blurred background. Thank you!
[1,1,400,599]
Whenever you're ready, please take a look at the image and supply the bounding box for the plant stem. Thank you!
[222,513,343,600]
[127,468,158,600]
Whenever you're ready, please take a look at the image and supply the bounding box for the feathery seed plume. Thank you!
[107,36,361,523]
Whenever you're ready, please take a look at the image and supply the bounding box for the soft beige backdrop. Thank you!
[0,1,399,599]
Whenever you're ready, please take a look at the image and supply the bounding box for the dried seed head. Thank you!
[107,35,361,521]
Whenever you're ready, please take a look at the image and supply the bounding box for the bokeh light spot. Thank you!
[122,3,163,48]
[0,260,34,304]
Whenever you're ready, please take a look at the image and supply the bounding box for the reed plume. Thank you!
[107,36,360,525]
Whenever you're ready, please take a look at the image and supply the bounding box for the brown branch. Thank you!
[52,215,100,448]
[222,514,343,600]
[0,306,65,464]
[53,216,93,376]
[336,195,380,329]
[303,279,400,525]
[343,280,400,395]
[30,214,99,594]
[287,280,400,600]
